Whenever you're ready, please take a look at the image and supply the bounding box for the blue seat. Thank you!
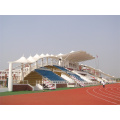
[35,68,65,81]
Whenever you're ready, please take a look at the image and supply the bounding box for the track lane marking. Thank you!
[105,87,120,95]
[99,88,120,98]
[86,88,117,105]
[110,87,120,93]
[93,88,120,102]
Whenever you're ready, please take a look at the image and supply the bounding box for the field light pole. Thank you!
[8,62,13,91]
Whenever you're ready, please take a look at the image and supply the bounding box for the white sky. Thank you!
[0,15,120,77]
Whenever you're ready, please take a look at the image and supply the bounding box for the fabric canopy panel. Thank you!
[13,51,95,64]
[27,56,36,63]
[61,51,95,62]
[14,56,30,63]
[34,54,40,61]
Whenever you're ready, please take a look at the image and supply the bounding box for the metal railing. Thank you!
[83,81,100,86]
[13,80,28,84]
[52,81,68,84]
[36,80,42,85]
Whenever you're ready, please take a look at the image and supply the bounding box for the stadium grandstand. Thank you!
[0,50,116,92]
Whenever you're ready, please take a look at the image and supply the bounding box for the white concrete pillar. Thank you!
[29,64,31,73]
[54,83,56,89]
[8,62,13,91]
[21,63,24,81]
[51,58,53,65]
[55,58,57,65]
[35,61,38,69]
[46,57,48,66]
[41,58,43,67]
[59,59,61,66]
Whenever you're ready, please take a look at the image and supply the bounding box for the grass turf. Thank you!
[0,87,78,96]
[0,84,102,96]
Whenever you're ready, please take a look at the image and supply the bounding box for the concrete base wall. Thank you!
[0,88,8,92]
[56,84,67,88]
[13,84,33,91]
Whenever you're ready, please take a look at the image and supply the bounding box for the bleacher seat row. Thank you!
[53,65,85,82]
[35,67,65,81]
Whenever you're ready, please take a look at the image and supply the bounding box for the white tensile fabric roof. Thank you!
[34,54,40,61]
[14,56,30,63]
[13,51,95,64]
[40,53,45,57]
[57,53,63,56]
[27,56,36,63]
[60,51,95,62]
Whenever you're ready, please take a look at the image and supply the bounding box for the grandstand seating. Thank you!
[45,65,62,76]
[72,70,92,82]
[53,65,85,82]
[53,65,68,72]
[35,68,65,81]
[45,65,75,83]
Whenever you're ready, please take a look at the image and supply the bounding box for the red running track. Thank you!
[0,83,120,105]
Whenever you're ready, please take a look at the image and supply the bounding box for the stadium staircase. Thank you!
[43,78,55,89]
[53,65,85,82]
[34,84,43,90]
[61,74,75,83]
[70,75,85,87]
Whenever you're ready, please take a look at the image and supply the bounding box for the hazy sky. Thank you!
[0,15,120,77]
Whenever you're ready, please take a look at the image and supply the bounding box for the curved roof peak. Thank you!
[46,53,50,56]
[14,56,30,63]
[57,53,63,56]
[62,50,95,62]
[70,50,75,53]
[40,53,45,57]
[27,56,36,63]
